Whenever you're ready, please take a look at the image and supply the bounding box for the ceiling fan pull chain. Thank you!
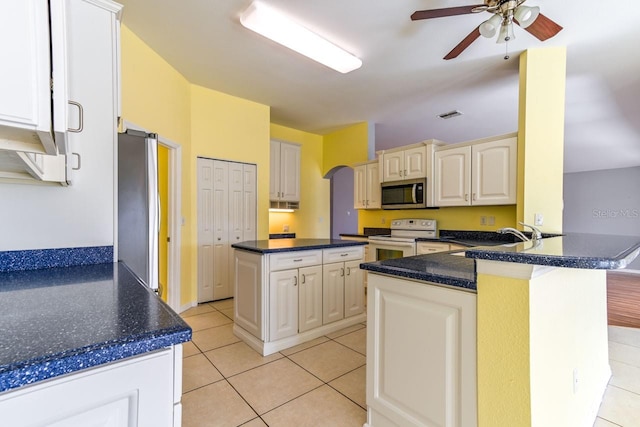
[504,39,510,60]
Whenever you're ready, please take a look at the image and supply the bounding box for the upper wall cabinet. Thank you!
[0,0,121,185]
[378,141,443,183]
[0,0,56,156]
[270,140,301,204]
[434,135,517,206]
[353,160,380,210]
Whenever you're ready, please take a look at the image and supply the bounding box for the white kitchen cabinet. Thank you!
[366,274,477,427]
[378,141,444,184]
[0,346,183,427]
[233,244,366,356]
[198,158,257,302]
[353,160,381,209]
[270,140,300,203]
[298,265,323,333]
[434,136,517,207]
[0,0,56,156]
[0,0,121,185]
[417,241,453,254]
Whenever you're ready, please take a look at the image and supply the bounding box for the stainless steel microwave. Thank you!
[381,178,427,209]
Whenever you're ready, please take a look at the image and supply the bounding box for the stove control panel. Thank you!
[390,218,437,231]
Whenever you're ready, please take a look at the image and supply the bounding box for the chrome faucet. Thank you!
[497,227,530,242]
[519,222,542,244]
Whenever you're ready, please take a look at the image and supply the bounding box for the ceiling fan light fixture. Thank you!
[496,20,515,44]
[479,13,503,38]
[513,5,540,28]
[239,1,362,73]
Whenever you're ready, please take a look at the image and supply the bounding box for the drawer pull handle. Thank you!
[68,100,84,133]
[341,268,344,277]
[340,253,348,257]
[346,267,351,276]
[293,258,303,262]
[293,276,298,286]
[301,274,306,284]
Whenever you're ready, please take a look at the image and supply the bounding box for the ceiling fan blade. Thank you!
[411,5,485,21]
[521,13,563,41]
[444,26,481,60]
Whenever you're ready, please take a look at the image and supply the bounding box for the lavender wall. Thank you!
[331,167,358,239]
[563,166,640,270]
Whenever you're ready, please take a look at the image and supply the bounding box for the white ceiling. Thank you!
[116,0,640,173]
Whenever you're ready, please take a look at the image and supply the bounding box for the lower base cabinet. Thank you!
[0,346,183,427]
[366,273,477,427]
[234,245,366,356]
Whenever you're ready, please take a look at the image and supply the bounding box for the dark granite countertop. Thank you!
[361,252,476,291]
[0,262,192,393]
[465,233,640,269]
[360,232,640,291]
[232,238,367,254]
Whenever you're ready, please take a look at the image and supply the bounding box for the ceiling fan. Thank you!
[411,0,563,60]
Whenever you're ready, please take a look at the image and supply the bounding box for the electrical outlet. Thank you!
[488,216,495,226]
[534,213,544,226]
[381,217,386,224]
[283,224,289,232]
[480,216,487,226]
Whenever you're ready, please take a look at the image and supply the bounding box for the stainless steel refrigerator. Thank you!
[117,129,159,291]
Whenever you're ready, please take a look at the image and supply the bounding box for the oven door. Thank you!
[368,239,416,261]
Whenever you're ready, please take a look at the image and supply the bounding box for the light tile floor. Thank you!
[180,300,640,427]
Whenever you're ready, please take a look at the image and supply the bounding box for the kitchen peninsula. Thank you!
[360,233,640,427]
[0,262,191,426]
[232,239,367,356]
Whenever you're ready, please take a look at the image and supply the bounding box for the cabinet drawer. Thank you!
[323,246,364,263]
[269,250,322,271]
[416,242,450,254]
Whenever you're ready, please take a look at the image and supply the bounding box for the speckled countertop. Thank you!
[465,233,640,269]
[361,233,640,291]
[361,252,476,291]
[232,238,367,254]
[0,262,192,393]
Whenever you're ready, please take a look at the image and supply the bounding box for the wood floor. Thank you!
[607,271,640,328]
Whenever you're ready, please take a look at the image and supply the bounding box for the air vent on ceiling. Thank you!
[437,110,462,119]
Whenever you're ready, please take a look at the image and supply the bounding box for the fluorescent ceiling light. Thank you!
[240,1,362,74]
[269,208,295,213]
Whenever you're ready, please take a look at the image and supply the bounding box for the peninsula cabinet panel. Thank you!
[367,274,477,427]
[235,250,264,340]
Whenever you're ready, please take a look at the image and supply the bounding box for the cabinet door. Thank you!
[403,146,427,180]
[269,269,298,341]
[213,160,231,300]
[472,137,517,205]
[298,265,323,332]
[344,260,364,318]
[366,162,381,209]
[269,140,280,200]
[0,0,55,155]
[367,274,477,427]
[382,151,404,182]
[279,142,301,202]
[197,158,215,302]
[322,263,345,324]
[434,146,471,207]
[242,164,257,241]
[353,164,366,209]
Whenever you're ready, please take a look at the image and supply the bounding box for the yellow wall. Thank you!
[323,122,370,175]
[120,26,193,306]
[517,47,566,233]
[359,205,517,233]
[121,26,271,307]
[270,124,328,238]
